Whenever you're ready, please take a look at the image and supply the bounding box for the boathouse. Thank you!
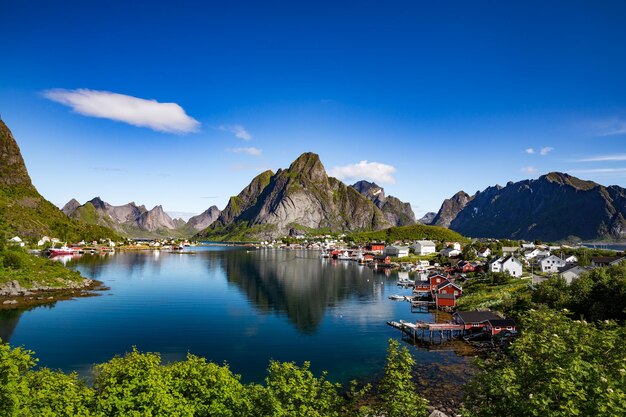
[435,293,457,308]
[482,318,517,335]
[453,311,502,331]
[374,255,391,265]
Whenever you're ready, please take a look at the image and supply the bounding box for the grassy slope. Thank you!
[0,248,84,288]
[348,223,469,243]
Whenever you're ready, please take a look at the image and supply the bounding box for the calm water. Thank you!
[0,246,467,383]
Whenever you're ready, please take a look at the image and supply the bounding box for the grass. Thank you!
[0,248,85,289]
[456,275,531,313]
[348,223,469,244]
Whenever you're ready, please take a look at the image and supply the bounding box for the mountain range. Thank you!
[429,172,626,241]
[62,197,220,238]
[197,153,416,241]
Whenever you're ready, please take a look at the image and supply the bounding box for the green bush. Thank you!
[2,251,24,270]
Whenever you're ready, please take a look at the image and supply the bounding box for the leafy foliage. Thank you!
[532,262,626,322]
[377,339,428,417]
[463,309,626,417]
[0,340,429,417]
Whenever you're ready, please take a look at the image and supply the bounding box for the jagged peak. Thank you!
[287,152,326,176]
[540,172,598,190]
[0,119,33,187]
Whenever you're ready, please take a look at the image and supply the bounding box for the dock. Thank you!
[387,320,464,344]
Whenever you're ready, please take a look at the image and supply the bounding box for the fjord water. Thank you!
[0,246,466,383]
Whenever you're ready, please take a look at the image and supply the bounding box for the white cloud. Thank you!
[525,148,535,154]
[573,153,626,162]
[219,124,252,140]
[328,160,396,184]
[42,88,200,133]
[521,166,537,174]
[540,147,554,156]
[225,147,262,156]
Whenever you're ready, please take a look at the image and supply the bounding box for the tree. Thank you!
[261,361,344,417]
[377,339,428,417]
[463,309,626,417]
[0,341,35,417]
[93,348,194,416]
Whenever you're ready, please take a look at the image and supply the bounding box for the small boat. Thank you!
[49,245,75,256]
[388,294,405,300]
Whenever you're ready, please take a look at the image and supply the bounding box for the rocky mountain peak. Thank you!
[287,152,327,182]
[61,198,81,216]
[0,119,33,187]
[431,190,474,228]
[541,172,597,191]
[187,206,221,231]
[351,180,386,203]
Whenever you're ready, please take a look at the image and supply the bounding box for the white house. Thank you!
[440,247,462,258]
[8,236,25,247]
[564,255,578,264]
[477,247,491,258]
[521,243,535,250]
[559,265,587,284]
[412,240,436,255]
[446,242,462,251]
[539,255,567,273]
[384,245,410,258]
[502,246,519,255]
[489,256,523,277]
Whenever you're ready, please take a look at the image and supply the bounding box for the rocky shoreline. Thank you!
[0,279,106,310]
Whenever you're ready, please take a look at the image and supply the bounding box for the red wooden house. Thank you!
[482,319,517,335]
[366,243,385,254]
[374,255,390,265]
[453,311,502,331]
[456,261,476,273]
[436,281,463,297]
[435,293,457,307]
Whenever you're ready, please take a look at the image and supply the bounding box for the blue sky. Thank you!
[2,0,626,218]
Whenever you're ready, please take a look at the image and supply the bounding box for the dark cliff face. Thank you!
[199,153,392,239]
[0,119,33,188]
[442,172,626,241]
[350,180,415,226]
[431,191,474,228]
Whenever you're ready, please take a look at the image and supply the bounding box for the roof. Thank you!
[386,245,409,250]
[591,256,625,264]
[502,246,519,252]
[437,293,456,299]
[485,319,517,327]
[454,311,502,323]
[437,281,462,290]
[415,240,436,246]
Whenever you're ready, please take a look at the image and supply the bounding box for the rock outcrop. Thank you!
[431,191,474,228]
[351,180,415,226]
[198,153,393,239]
[187,206,220,231]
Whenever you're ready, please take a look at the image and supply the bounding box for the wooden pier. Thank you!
[388,320,464,344]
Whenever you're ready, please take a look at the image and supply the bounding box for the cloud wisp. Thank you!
[569,167,626,174]
[225,147,262,156]
[43,88,200,133]
[329,160,397,184]
[521,166,537,174]
[219,124,252,140]
[540,146,554,156]
[587,117,626,137]
[525,148,535,154]
[573,154,626,162]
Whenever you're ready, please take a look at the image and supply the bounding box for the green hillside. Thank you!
[0,119,118,243]
[347,223,469,243]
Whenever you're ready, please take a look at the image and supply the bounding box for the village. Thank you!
[288,234,626,346]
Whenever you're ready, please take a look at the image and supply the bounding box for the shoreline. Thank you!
[0,279,107,310]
